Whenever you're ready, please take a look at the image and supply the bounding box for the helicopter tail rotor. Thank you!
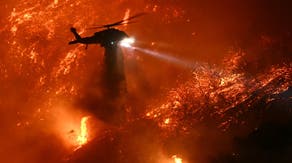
[70,27,82,40]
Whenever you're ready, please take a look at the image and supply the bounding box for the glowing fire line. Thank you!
[76,116,90,149]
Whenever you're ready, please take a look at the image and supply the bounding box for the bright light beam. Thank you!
[127,46,196,69]
[120,37,135,48]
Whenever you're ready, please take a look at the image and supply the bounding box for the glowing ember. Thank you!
[172,155,183,163]
[76,116,90,147]
[164,118,170,124]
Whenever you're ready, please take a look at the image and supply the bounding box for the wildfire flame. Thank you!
[123,9,131,26]
[172,155,183,163]
[76,116,90,148]
[145,52,292,134]
[1,0,291,162]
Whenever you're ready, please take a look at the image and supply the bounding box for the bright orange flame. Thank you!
[172,155,183,163]
[76,116,90,147]
[164,118,170,124]
[123,9,131,26]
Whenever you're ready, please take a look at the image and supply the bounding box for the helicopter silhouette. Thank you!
[68,13,145,86]
[69,13,145,122]
[68,13,144,48]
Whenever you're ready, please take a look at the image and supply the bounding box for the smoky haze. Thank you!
[0,0,291,163]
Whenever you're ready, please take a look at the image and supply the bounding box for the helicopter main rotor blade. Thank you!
[86,20,138,30]
[103,12,146,28]
[120,12,146,24]
[87,12,146,30]
[86,26,106,30]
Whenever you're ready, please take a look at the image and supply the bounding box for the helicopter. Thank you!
[68,13,144,48]
[68,13,145,100]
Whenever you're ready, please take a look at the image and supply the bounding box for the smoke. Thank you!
[0,0,291,162]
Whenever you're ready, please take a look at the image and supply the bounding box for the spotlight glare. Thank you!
[120,37,135,48]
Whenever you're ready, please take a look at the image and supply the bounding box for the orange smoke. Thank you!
[1,0,291,163]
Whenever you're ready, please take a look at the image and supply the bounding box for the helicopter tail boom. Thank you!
[68,27,95,46]
[68,40,79,44]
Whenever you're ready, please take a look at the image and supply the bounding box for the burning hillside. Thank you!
[69,57,292,163]
[0,0,292,163]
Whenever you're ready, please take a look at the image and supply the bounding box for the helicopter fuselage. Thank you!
[69,28,128,48]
